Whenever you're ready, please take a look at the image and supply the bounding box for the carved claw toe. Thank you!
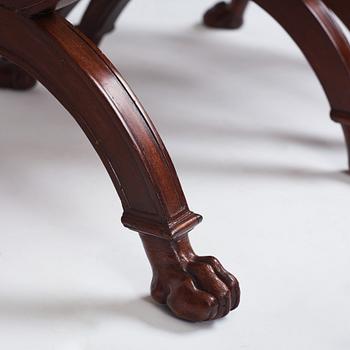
[203,1,245,29]
[165,275,219,321]
[193,256,241,311]
[141,234,240,322]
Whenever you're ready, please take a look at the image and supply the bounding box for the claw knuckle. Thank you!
[196,262,215,274]
[226,276,239,289]
[203,256,221,267]
[204,294,218,309]
[217,288,230,300]
[209,256,220,265]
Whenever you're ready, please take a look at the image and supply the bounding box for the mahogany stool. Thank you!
[3,0,350,323]
[0,0,239,322]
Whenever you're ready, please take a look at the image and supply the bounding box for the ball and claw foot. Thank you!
[203,1,246,29]
[0,58,36,90]
[140,233,240,322]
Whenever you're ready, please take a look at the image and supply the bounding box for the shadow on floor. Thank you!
[0,295,218,333]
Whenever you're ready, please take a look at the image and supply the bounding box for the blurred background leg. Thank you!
[203,0,249,29]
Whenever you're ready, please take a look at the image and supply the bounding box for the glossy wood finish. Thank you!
[323,0,350,30]
[0,3,239,321]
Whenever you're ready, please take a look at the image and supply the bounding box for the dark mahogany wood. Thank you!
[203,0,350,31]
[78,0,130,45]
[0,58,36,90]
[0,2,239,321]
[57,0,130,45]
[58,0,78,17]
[0,0,129,88]
[323,0,350,30]
[141,233,239,321]
[204,0,249,29]
[1,0,78,16]
[0,0,80,89]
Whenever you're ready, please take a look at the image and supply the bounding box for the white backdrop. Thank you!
[1,1,350,349]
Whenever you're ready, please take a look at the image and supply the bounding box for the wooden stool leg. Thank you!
[247,0,350,170]
[205,0,350,169]
[78,0,130,45]
[58,1,79,17]
[0,9,239,322]
[202,0,350,169]
[203,0,249,29]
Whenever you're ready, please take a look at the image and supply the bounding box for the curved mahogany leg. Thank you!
[203,0,350,167]
[78,0,130,45]
[323,0,350,30]
[203,0,249,29]
[248,0,350,168]
[0,9,239,321]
